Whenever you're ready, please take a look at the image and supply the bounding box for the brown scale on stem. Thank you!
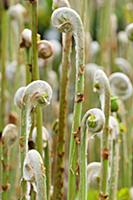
[19,136,25,148]
[79,64,85,75]
[99,192,108,200]
[76,163,80,176]
[75,93,84,103]
[101,148,109,160]
[73,126,81,144]
[2,183,10,192]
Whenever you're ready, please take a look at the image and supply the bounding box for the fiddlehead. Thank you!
[87,162,101,190]
[52,7,85,200]
[2,124,18,199]
[23,149,47,200]
[109,72,133,100]
[80,108,105,200]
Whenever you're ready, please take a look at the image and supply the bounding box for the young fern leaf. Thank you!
[109,72,133,100]
[23,149,47,200]
[52,7,85,200]
[80,108,105,200]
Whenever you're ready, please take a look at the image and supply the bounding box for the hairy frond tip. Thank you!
[23,80,53,108]
[126,23,133,41]
[109,116,119,140]
[109,72,133,100]
[93,69,110,95]
[52,0,70,10]
[51,7,83,34]
[37,40,54,59]
[9,3,27,21]
[2,124,18,147]
[87,162,101,190]
[82,108,105,133]
[32,126,50,148]
[14,86,26,109]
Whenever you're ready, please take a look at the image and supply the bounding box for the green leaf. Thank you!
[87,189,99,200]
[117,188,130,200]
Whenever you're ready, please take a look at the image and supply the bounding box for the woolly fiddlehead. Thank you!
[20,28,32,85]
[93,69,111,199]
[87,162,101,191]
[79,108,105,200]
[114,58,133,81]
[14,81,52,175]
[109,72,133,100]
[22,80,52,155]
[23,149,47,200]
[51,1,72,199]
[32,126,51,199]
[52,7,85,200]
[109,72,133,187]
[2,124,18,200]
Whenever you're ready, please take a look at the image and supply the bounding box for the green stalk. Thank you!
[53,32,72,199]
[0,137,2,199]
[36,107,43,155]
[97,0,112,67]
[123,131,130,187]
[0,6,8,132]
[108,138,120,200]
[100,94,110,199]
[1,5,8,194]
[31,0,39,81]
[2,147,9,200]
[44,142,51,200]
[31,0,43,156]
[8,140,19,200]
[25,48,32,85]
[20,107,27,177]
[1,124,18,200]
[79,123,87,200]
[93,70,111,199]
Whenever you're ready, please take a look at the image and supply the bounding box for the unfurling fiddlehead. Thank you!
[14,81,52,177]
[109,72,133,188]
[32,126,51,199]
[79,108,105,200]
[2,124,18,200]
[52,7,85,200]
[87,162,101,190]
[109,72,133,100]
[37,40,54,60]
[93,69,111,199]
[23,149,47,200]
[22,80,52,155]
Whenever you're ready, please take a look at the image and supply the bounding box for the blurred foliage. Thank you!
[117,188,130,200]
[87,189,99,200]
